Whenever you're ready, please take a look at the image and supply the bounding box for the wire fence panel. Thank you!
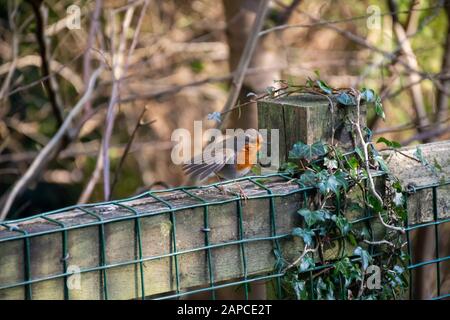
[0,174,312,299]
[0,141,449,300]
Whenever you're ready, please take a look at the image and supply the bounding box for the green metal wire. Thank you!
[403,181,450,300]
[432,187,441,297]
[404,199,413,300]
[248,177,283,299]
[180,188,216,300]
[40,216,69,299]
[0,174,448,300]
[145,191,181,296]
[77,207,109,300]
[114,203,146,299]
[1,223,32,299]
[236,199,249,300]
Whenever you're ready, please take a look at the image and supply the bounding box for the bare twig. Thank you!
[110,105,151,197]
[0,55,84,93]
[363,239,396,247]
[401,126,450,145]
[26,0,64,126]
[89,0,149,201]
[0,67,102,221]
[282,245,316,273]
[259,5,442,36]
[101,6,136,201]
[82,0,103,113]
[374,116,450,135]
[388,0,430,136]
[351,90,405,233]
[78,144,104,204]
[0,0,19,102]
[0,140,174,164]
[293,7,436,83]
[0,50,86,99]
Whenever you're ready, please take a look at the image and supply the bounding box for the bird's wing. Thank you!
[183,135,238,180]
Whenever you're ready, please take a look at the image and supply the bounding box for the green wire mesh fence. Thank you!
[405,182,450,300]
[0,172,448,300]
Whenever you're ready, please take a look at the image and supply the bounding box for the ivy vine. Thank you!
[274,76,411,300]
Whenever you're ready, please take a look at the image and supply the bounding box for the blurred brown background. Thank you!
[0,0,449,220]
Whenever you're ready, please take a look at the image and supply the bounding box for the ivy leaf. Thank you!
[207,112,222,123]
[334,215,352,235]
[377,137,401,149]
[299,255,315,272]
[298,208,326,227]
[279,162,299,175]
[374,155,389,172]
[292,227,315,246]
[361,88,375,102]
[368,194,383,213]
[414,146,440,176]
[347,156,359,170]
[316,80,332,94]
[317,171,348,196]
[392,180,402,192]
[326,285,336,300]
[355,146,365,161]
[360,226,371,239]
[294,281,308,300]
[324,157,338,170]
[347,233,358,246]
[433,158,443,172]
[289,141,328,162]
[393,265,404,274]
[413,146,426,165]
[354,246,372,270]
[393,192,404,207]
[298,170,317,186]
[324,175,341,195]
[375,95,385,120]
[266,86,276,97]
[337,92,356,106]
[251,165,261,175]
[315,278,328,300]
[334,171,349,191]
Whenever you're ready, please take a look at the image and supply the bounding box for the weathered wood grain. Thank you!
[0,178,308,300]
[258,93,366,168]
[0,172,389,300]
[383,140,450,225]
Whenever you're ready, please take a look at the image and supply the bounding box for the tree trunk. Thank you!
[221,0,282,131]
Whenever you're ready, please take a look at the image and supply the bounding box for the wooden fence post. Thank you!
[257,92,368,297]
[258,93,366,169]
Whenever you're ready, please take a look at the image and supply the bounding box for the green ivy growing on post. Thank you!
[275,76,410,300]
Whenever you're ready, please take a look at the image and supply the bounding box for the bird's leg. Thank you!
[215,174,230,196]
[236,183,249,201]
[215,174,248,201]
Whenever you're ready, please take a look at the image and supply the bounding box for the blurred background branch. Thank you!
[0,0,449,220]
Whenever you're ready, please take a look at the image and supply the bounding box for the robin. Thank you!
[182,128,263,198]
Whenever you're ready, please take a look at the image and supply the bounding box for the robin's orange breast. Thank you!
[235,140,261,172]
